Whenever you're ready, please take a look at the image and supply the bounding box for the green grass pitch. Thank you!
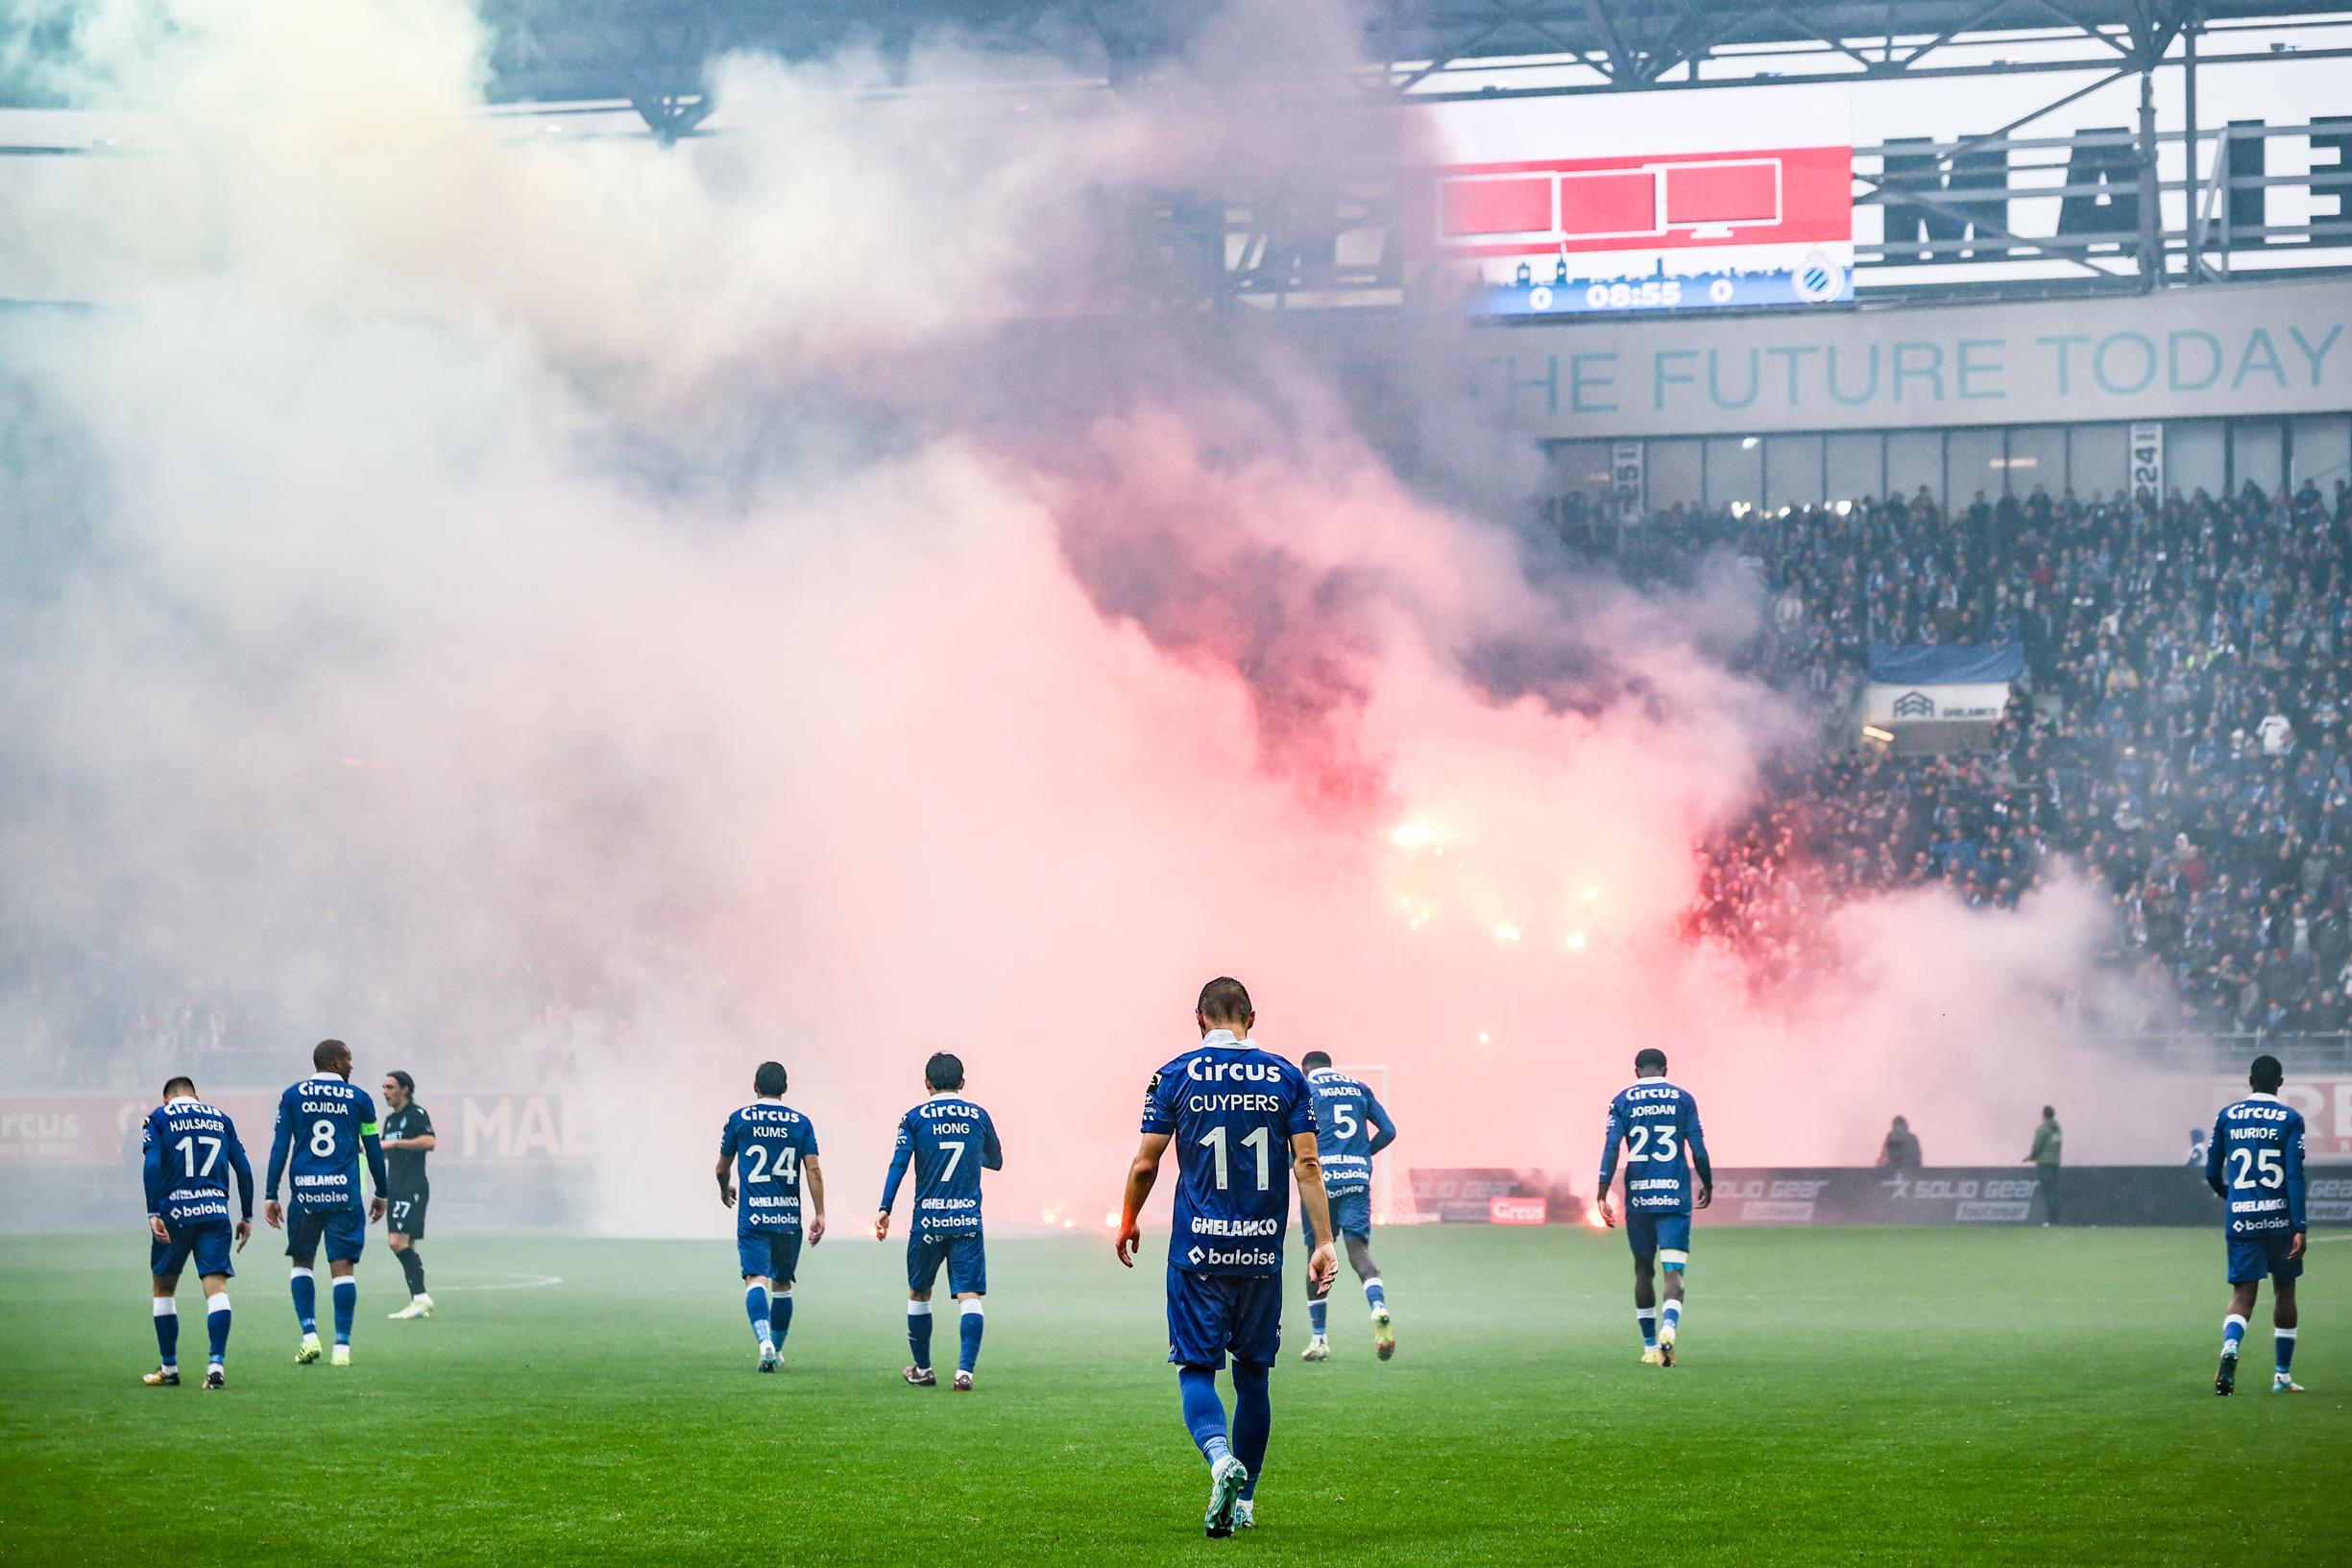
[1,1225,2345,1565]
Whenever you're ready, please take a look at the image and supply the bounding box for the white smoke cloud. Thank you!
[0,0,2185,1238]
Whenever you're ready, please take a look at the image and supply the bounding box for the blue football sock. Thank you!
[206,1291,231,1364]
[331,1277,356,1345]
[770,1291,794,1349]
[1178,1364,1231,1466]
[2222,1313,2248,1357]
[908,1302,934,1369]
[1637,1308,1657,1349]
[1662,1299,1683,1336]
[1231,1363,1272,1499]
[1307,1296,1327,1337]
[1364,1276,1387,1312]
[2276,1327,2297,1377]
[958,1301,985,1373]
[745,1284,772,1346]
[290,1267,317,1334]
[153,1299,179,1367]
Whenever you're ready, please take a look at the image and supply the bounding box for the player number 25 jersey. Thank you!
[1598,1079,1711,1216]
[1142,1031,1317,1277]
[2204,1092,2308,1237]
[719,1100,819,1237]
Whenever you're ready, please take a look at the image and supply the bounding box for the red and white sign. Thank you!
[2214,1078,2352,1159]
[1408,84,1854,312]
[1489,1194,1549,1225]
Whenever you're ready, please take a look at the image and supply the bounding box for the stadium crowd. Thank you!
[1554,473,2352,1035]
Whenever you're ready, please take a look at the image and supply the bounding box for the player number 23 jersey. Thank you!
[1598,1080,1710,1215]
[1142,1033,1316,1277]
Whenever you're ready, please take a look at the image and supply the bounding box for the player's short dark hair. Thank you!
[2249,1054,2285,1094]
[162,1075,196,1099]
[1198,977,1252,1025]
[753,1060,788,1098]
[385,1069,415,1093]
[925,1052,964,1092]
[313,1039,350,1070]
[2042,1105,2055,1118]
[1633,1048,1668,1075]
[1300,1050,1332,1072]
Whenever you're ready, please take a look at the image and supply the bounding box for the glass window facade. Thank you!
[1703,436,1763,512]
[1763,434,1825,514]
[1885,430,1943,503]
[1550,416,2352,515]
[1648,438,1705,511]
[2291,416,2351,492]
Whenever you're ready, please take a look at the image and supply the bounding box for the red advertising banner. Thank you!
[2213,1078,2352,1159]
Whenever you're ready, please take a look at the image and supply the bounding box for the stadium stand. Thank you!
[1555,475,2352,1039]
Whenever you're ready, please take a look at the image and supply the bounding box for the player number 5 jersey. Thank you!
[2205,1093,2308,1237]
[1598,1079,1711,1216]
[1141,1032,1316,1277]
[1304,1069,1394,1195]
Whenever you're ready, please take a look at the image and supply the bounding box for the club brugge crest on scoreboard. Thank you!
[1891,690,1935,718]
[1792,252,1845,304]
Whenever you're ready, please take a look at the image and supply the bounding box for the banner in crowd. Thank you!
[1862,683,2014,726]
[1866,644,2026,685]
[0,1089,601,1165]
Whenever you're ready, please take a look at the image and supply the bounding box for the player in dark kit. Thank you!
[380,1070,437,1320]
[1596,1048,1712,1368]
[1295,1050,1398,1363]
[2204,1053,2310,1394]
[1117,977,1337,1539]
[716,1060,825,1372]
[265,1039,389,1366]
[140,1076,255,1388]
[875,1052,1004,1390]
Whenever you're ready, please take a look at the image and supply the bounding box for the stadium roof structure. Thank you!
[449,0,2352,132]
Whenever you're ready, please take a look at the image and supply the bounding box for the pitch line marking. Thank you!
[430,1271,565,1291]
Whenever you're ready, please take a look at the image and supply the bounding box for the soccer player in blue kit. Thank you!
[140,1076,255,1388]
[1116,977,1337,1539]
[1295,1050,1398,1363]
[1595,1047,1711,1368]
[875,1051,1004,1390]
[716,1060,826,1372]
[264,1039,389,1367]
[2204,1052,2310,1395]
